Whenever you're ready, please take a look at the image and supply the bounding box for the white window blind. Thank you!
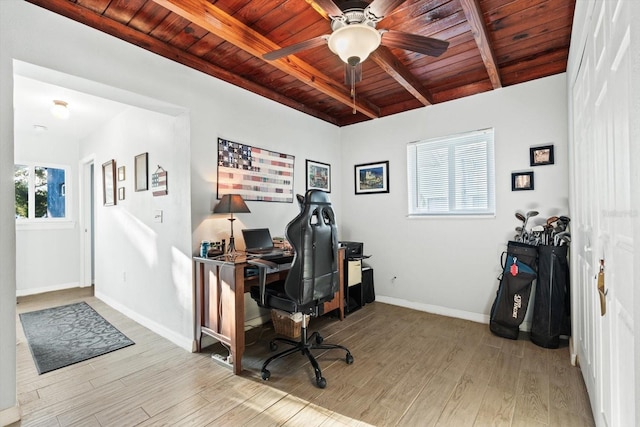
[407,128,495,216]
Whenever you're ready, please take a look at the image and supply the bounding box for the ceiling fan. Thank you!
[263,0,450,89]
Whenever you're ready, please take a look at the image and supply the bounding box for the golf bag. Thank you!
[530,244,570,348]
[490,241,538,340]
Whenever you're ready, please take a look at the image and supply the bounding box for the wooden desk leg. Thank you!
[194,262,204,352]
[234,264,245,374]
[222,264,245,375]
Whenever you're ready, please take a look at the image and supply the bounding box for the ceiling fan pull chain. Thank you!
[351,67,356,114]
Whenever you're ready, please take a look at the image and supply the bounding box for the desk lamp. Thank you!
[213,194,250,254]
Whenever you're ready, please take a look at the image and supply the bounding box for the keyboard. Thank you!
[247,249,283,258]
[260,253,294,264]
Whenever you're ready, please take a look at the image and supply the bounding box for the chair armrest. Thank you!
[247,258,278,306]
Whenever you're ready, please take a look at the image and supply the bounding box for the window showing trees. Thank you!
[15,164,67,220]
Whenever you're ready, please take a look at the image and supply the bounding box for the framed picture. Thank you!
[530,145,554,166]
[118,187,125,200]
[355,161,389,194]
[512,171,534,191]
[217,138,294,203]
[118,166,126,181]
[152,166,168,197]
[306,159,331,192]
[134,153,148,191]
[102,160,116,206]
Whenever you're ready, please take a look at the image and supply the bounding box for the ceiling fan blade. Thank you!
[366,0,406,19]
[263,35,329,61]
[313,0,344,17]
[381,30,449,57]
[344,63,363,86]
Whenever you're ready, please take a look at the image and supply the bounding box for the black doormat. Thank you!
[19,301,135,374]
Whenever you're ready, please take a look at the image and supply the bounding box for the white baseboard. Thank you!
[95,291,193,352]
[0,405,20,426]
[376,295,490,324]
[376,296,537,332]
[16,282,82,297]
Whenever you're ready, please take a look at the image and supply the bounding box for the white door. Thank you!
[569,1,635,426]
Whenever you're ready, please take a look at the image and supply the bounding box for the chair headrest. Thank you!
[304,189,330,205]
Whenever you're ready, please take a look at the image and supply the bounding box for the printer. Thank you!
[339,241,364,260]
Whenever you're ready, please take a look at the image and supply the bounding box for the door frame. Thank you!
[79,154,95,288]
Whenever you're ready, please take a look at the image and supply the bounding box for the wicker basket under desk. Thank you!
[271,309,301,339]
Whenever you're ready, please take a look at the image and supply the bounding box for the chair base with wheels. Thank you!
[261,314,353,388]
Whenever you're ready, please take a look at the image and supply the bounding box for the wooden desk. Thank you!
[193,248,345,374]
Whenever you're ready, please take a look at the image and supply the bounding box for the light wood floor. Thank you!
[12,288,594,426]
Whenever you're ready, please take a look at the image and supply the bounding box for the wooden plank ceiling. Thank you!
[27,0,576,126]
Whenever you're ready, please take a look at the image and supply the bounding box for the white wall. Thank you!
[14,131,81,295]
[340,74,569,322]
[0,20,18,427]
[80,107,194,346]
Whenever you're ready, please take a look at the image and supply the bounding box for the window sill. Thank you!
[16,221,77,231]
[407,214,496,219]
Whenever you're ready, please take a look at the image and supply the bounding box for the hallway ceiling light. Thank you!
[51,100,69,119]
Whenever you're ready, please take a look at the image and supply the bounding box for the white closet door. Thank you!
[570,1,635,426]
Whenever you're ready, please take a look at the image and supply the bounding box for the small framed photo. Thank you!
[530,145,554,166]
[355,161,389,195]
[512,171,534,191]
[118,166,126,181]
[102,160,116,206]
[118,187,125,201]
[306,159,331,192]
[134,153,148,191]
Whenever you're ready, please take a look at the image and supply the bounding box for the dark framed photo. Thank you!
[306,159,331,192]
[355,161,389,195]
[102,160,116,206]
[530,145,554,166]
[118,187,125,201]
[512,171,534,191]
[118,165,126,181]
[134,152,148,191]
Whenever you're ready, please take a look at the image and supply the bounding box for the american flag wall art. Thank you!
[217,138,294,203]
[152,167,168,196]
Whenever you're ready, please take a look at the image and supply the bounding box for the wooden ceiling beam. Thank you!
[25,0,339,125]
[152,0,380,119]
[459,0,502,89]
[370,47,434,105]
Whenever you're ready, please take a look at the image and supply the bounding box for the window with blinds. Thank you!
[407,128,495,216]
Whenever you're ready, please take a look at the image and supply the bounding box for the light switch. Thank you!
[154,210,163,223]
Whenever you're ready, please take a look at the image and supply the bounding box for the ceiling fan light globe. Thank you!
[328,24,381,65]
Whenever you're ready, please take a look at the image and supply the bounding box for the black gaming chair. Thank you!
[249,189,353,388]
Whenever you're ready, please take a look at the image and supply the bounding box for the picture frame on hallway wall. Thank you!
[135,152,148,191]
[102,160,116,206]
[511,171,534,191]
[306,159,331,192]
[530,144,554,166]
[354,161,389,195]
